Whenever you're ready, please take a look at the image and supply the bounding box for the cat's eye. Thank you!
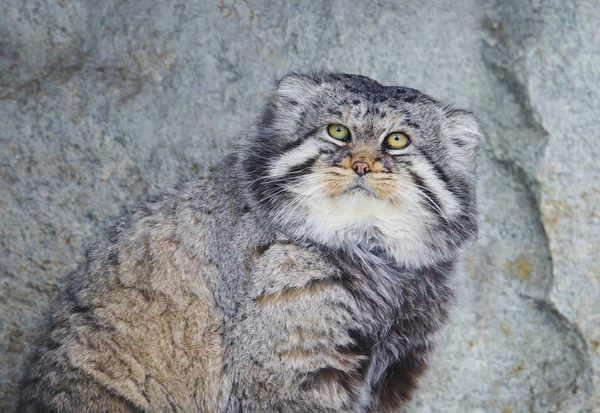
[327,124,350,142]
[385,132,411,150]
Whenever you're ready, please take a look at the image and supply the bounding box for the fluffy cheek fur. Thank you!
[285,162,445,269]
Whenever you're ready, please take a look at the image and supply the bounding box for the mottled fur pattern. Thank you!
[18,73,482,412]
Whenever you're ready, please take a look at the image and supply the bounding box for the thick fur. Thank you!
[17,73,482,412]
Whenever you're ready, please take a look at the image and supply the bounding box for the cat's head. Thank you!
[241,73,482,268]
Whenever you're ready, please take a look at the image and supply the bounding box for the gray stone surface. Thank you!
[1,0,598,411]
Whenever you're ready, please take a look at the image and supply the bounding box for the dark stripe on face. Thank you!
[451,137,466,147]
[404,120,421,130]
[320,146,338,155]
[244,127,323,214]
[268,126,323,158]
[418,150,453,192]
[284,132,313,153]
[301,126,324,143]
[283,154,320,180]
[407,170,443,215]
[419,150,473,209]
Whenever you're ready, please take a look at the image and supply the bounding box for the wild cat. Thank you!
[18,73,481,413]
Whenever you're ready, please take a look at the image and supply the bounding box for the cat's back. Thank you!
[18,166,245,413]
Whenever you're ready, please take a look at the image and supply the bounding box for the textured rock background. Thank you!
[1,0,598,411]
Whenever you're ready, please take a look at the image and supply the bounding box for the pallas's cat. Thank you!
[18,73,481,413]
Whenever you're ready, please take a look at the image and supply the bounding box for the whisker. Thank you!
[396,181,448,221]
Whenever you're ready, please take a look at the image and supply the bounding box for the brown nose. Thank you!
[352,161,371,176]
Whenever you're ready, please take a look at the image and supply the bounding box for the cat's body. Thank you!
[18,74,482,413]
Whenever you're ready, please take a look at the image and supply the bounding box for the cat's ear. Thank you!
[274,74,322,107]
[257,74,323,133]
[443,108,483,168]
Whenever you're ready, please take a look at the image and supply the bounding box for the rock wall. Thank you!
[1,0,598,411]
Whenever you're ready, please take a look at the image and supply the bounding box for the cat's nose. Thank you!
[352,161,370,176]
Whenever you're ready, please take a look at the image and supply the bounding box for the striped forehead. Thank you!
[326,100,410,141]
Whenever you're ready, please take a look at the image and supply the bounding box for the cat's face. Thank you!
[242,74,482,268]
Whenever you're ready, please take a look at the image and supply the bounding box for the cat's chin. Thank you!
[320,192,397,221]
[293,193,450,268]
[342,183,377,198]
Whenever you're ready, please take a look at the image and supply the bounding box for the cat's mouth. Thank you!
[342,179,378,197]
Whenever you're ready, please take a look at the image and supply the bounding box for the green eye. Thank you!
[327,124,350,142]
[385,132,411,150]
